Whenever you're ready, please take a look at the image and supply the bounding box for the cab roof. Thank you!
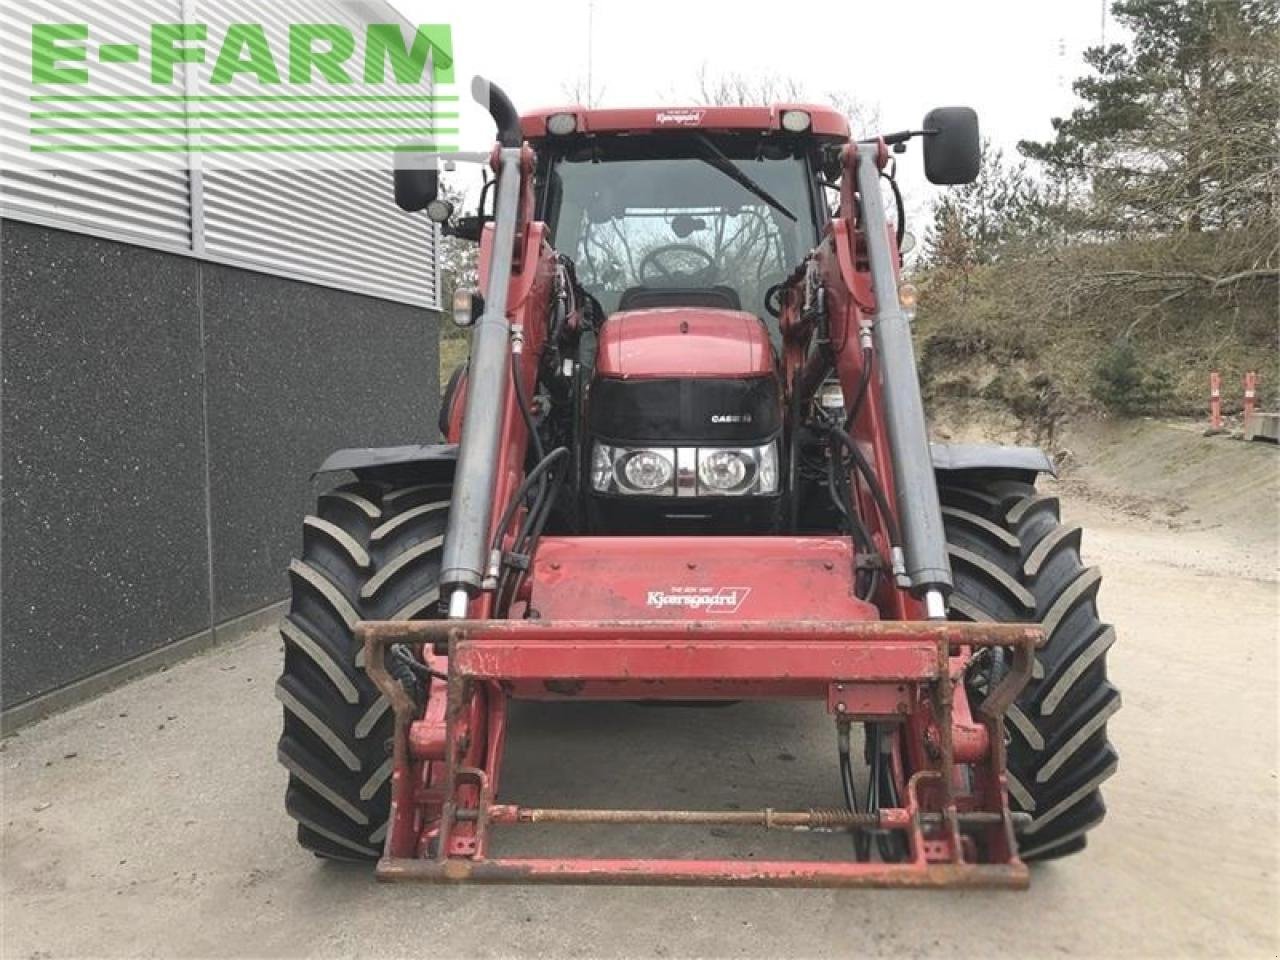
[520,105,851,140]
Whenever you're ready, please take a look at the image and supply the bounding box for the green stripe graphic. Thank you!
[31,111,460,120]
[32,143,459,154]
[32,127,458,136]
[26,89,462,156]
[98,44,140,64]
[31,95,459,103]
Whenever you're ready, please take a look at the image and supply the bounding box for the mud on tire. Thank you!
[938,474,1120,861]
[276,480,449,861]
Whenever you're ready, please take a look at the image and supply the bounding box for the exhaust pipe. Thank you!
[471,76,522,149]
[440,77,524,612]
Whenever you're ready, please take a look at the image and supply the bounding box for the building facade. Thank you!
[1,1,444,721]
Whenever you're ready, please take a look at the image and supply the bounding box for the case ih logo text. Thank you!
[710,413,752,424]
[646,587,751,613]
[656,110,705,126]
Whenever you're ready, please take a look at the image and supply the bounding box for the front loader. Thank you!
[275,77,1119,887]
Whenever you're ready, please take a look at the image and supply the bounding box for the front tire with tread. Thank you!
[276,479,449,861]
[939,473,1120,862]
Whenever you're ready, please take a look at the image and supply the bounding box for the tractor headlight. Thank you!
[781,110,812,133]
[698,449,748,493]
[591,443,778,497]
[619,449,675,494]
[546,112,579,136]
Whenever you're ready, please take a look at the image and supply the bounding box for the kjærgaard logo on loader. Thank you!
[656,109,705,126]
[646,587,751,613]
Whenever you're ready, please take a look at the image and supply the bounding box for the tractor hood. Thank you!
[596,308,775,380]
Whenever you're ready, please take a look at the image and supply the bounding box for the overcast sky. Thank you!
[396,0,1116,221]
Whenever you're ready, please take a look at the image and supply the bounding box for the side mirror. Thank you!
[922,107,980,185]
[393,154,440,212]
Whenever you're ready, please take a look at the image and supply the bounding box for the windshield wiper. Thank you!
[690,133,797,222]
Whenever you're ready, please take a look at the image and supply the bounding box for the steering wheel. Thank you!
[638,244,718,285]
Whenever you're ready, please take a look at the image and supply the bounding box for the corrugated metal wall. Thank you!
[0,0,440,309]
[0,1,195,250]
[202,168,437,306]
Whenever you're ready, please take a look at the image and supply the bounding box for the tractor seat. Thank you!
[616,285,742,313]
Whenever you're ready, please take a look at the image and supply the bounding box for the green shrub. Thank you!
[1091,339,1174,415]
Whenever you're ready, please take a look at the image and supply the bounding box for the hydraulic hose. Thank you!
[511,354,545,465]
[510,352,549,546]
[884,171,906,251]
[489,446,570,557]
[825,442,878,602]
[837,722,870,861]
[823,421,903,552]
[787,377,804,532]
[499,452,570,616]
[866,723,908,862]
[845,346,874,430]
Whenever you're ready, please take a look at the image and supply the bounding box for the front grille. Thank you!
[587,376,782,445]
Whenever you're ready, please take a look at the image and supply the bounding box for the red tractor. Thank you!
[275,78,1119,887]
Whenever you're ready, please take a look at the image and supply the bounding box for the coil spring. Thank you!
[807,808,879,828]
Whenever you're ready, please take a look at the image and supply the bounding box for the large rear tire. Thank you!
[938,473,1120,861]
[276,479,450,861]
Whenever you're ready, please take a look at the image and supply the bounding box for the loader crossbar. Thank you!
[359,618,1041,888]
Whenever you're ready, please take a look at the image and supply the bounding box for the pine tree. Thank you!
[924,140,1044,269]
[1020,0,1279,237]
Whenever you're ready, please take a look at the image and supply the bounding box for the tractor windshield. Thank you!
[540,134,820,321]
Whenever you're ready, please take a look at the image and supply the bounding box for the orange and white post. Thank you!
[1243,372,1258,421]
[1209,371,1223,431]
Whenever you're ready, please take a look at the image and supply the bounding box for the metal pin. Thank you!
[448,588,470,620]
[891,546,910,588]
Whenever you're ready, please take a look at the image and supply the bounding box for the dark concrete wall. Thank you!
[1,220,439,707]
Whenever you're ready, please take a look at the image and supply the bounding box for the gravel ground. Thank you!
[2,483,1277,959]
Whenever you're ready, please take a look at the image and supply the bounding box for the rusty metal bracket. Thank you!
[376,857,1029,888]
[356,617,1043,888]
[971,627,1041,859]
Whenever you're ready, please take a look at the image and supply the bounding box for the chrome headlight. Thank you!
[591,443,778,497]
[618,448,676,494]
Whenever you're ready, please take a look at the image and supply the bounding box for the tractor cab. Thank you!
[526,108,847,531]
[527,105,847,327]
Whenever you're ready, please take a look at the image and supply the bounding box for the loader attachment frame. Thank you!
[359,618,1041,888]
